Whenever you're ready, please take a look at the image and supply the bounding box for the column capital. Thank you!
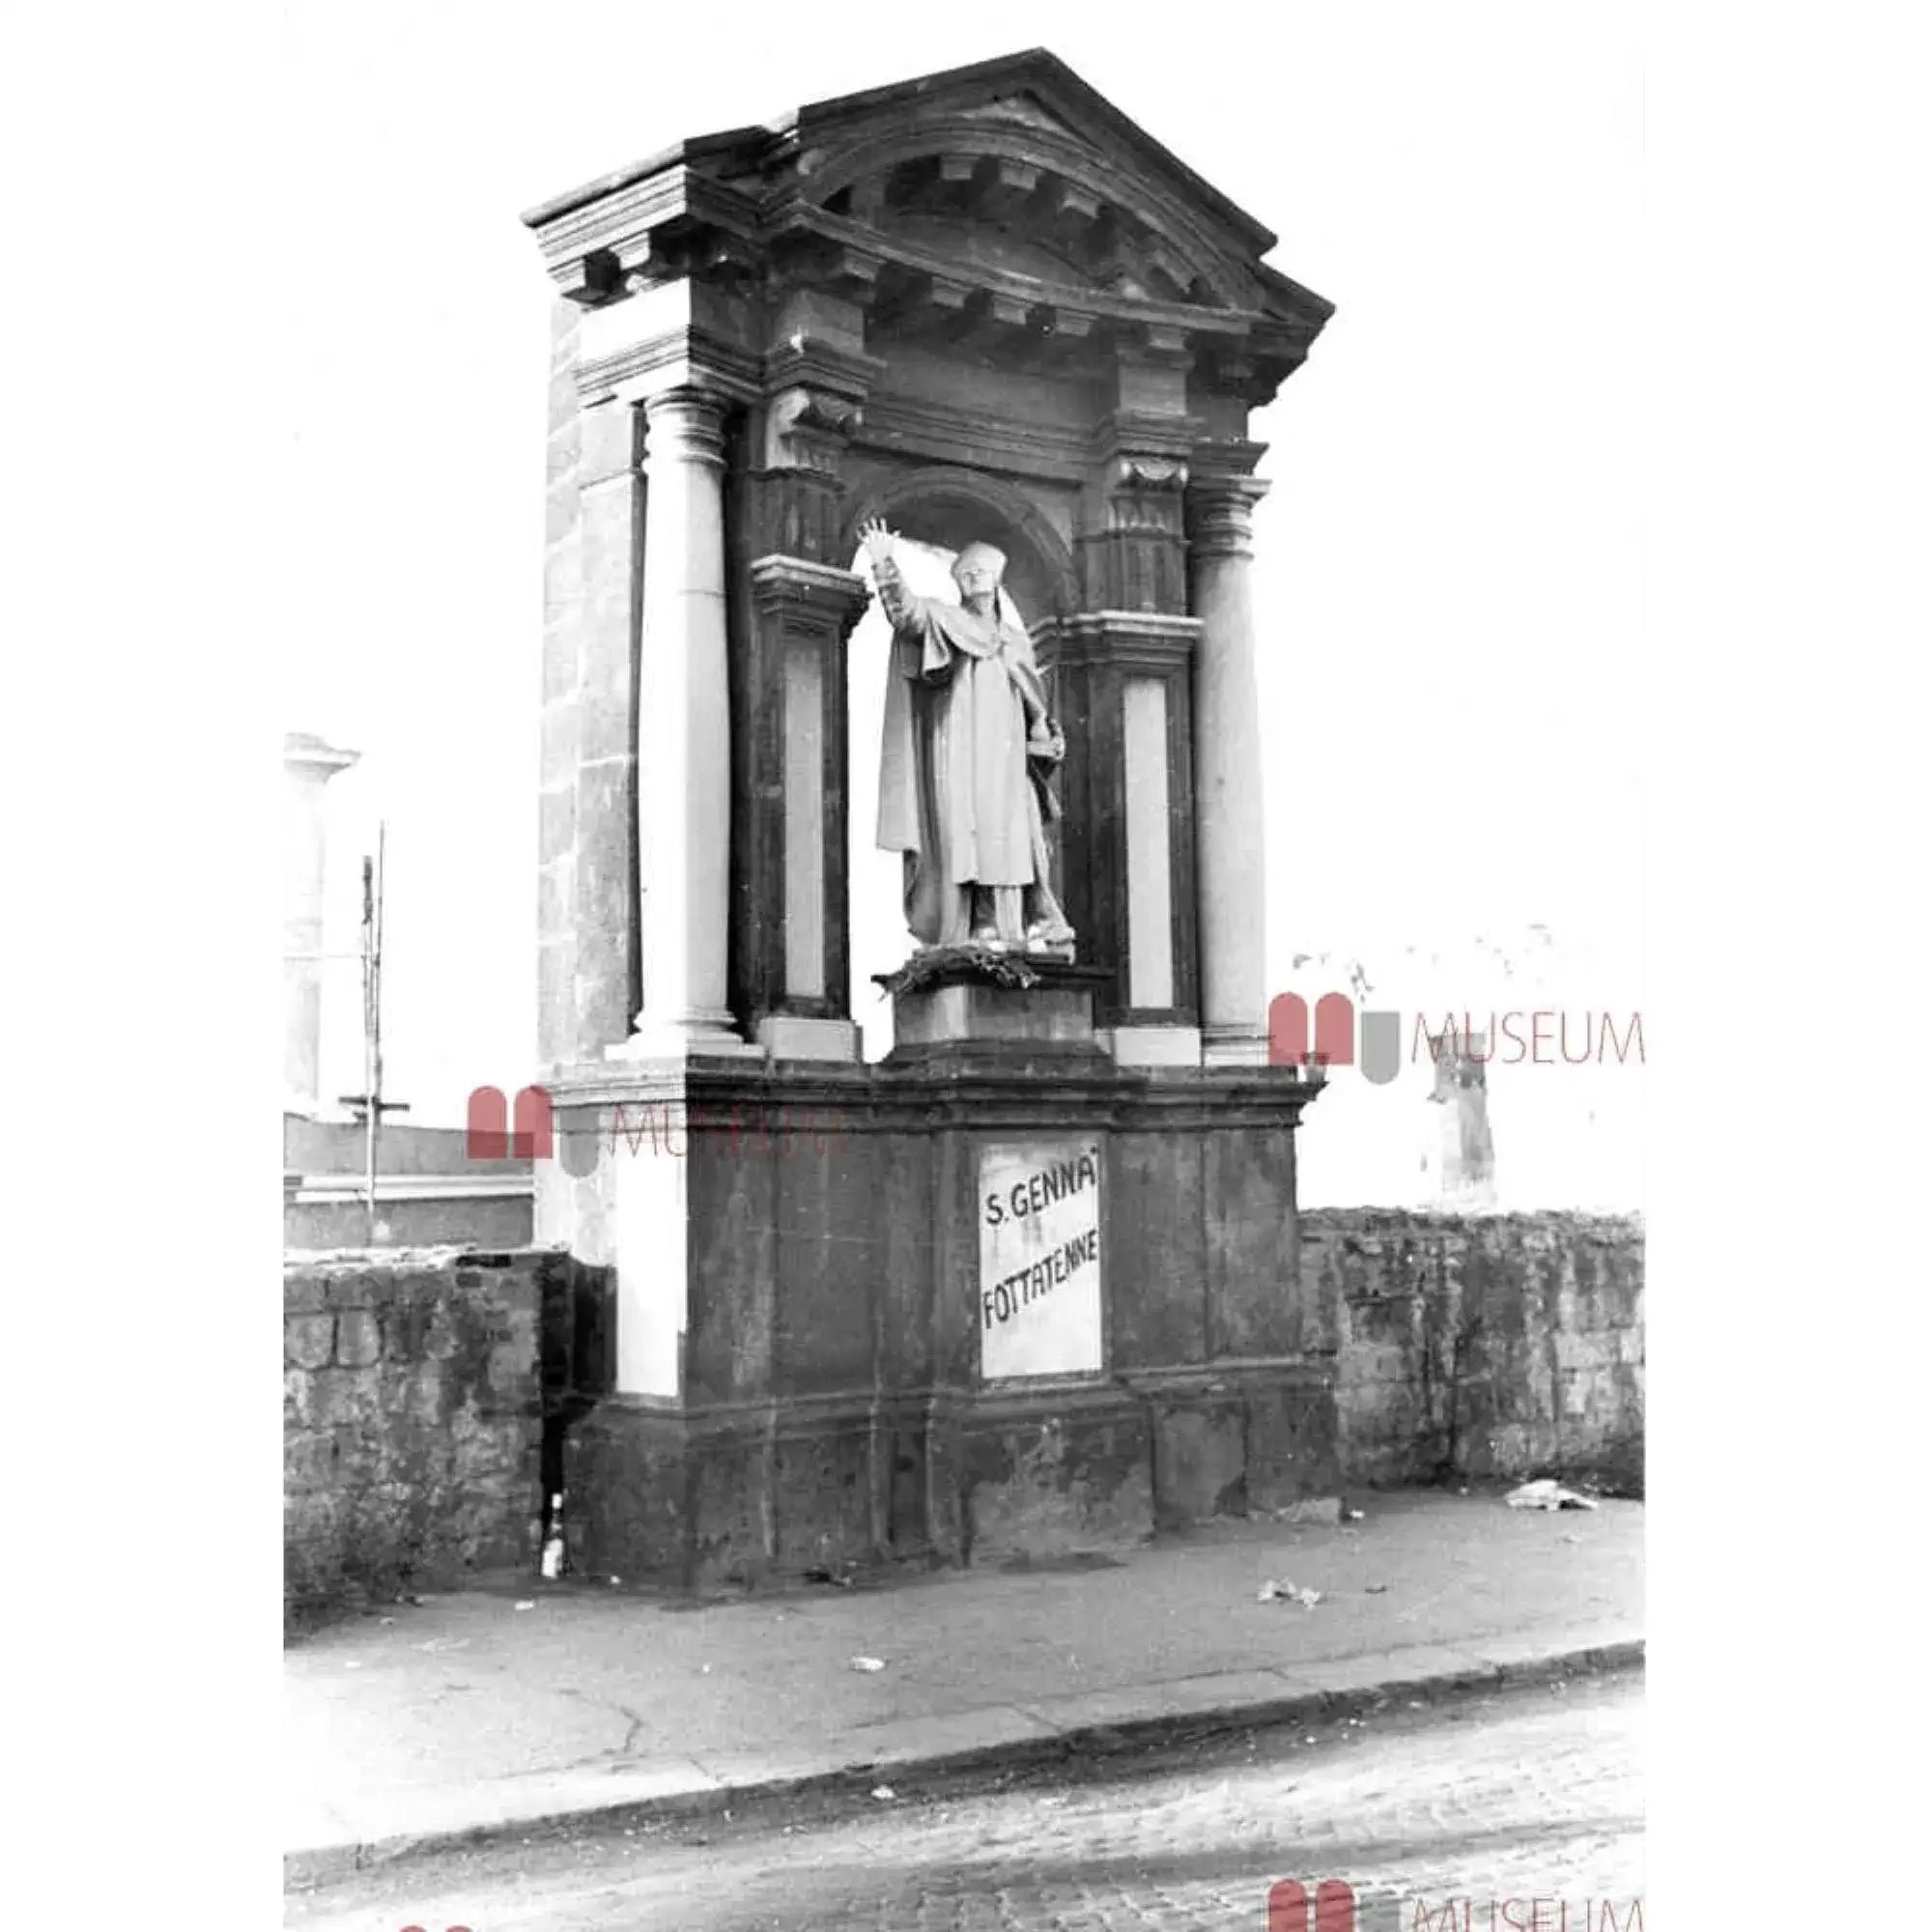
[763,384,864,475]
[643,384,728,468]
[1185,473,1271,558]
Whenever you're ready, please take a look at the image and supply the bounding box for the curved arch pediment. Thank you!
[797,117,1255,313]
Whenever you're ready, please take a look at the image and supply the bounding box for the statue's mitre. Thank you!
[951,542,1008,580]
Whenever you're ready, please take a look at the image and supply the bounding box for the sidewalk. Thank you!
[285,1488,1641,1889]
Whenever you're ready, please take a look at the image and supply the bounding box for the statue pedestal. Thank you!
[541,1049,1330,1592]
[876,949,1112,1058]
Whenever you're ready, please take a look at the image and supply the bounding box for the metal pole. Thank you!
[361,852,377,1245]
[371,823,387,1236]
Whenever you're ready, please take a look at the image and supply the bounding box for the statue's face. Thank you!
[952,548,1004,605]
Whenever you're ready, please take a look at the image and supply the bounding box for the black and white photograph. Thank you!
[268,11,1655,1928]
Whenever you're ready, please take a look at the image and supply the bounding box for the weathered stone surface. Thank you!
[285,1315,334,1371]
[1151,1402,1246,1527]
[284,1253,543,1630]
[1312,1209,1644,1492]
[962,1406,1153,1562]
[334,1309,382,1368]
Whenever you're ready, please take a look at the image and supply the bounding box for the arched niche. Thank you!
[838,465,1079,629]
[841,528,1044,1063]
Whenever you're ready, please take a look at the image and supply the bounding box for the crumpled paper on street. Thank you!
[1258,1577,1322,1607]
[1505,1478,1600,1512]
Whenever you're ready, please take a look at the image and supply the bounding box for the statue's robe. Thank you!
[872,555,1069,948]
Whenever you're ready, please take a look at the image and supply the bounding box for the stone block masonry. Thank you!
[283,1249,547,1630]
[1308,1209,1644,1493]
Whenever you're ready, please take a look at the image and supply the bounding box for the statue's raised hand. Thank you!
[858,518,896,568]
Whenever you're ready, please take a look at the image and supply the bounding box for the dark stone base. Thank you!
[565,1364,1341,1589]
[544,1054,1328,1590]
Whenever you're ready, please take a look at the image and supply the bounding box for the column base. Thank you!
[608,1011,766,1065]
[1100,1024,1205,1067]
[754,1013,862,1063]
[1201,1024,1269,1068]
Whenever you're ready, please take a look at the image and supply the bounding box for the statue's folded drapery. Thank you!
[871,553,1067,949]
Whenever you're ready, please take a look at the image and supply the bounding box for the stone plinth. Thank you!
[878,950,1111,1055]
[541,1053,1326,1589]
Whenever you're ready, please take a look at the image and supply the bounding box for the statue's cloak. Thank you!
[873,567,1061,946]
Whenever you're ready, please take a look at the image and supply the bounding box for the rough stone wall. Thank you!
[1306,1209,1644,1492]
[284,1250,544,1628]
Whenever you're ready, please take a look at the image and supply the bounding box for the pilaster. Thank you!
[1035,611,1202,1039]
[571,396,646,1062]
[735,554,873,1059]
[1076,342,1199,617]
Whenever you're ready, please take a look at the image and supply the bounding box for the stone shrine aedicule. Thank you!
[524,50,1337,1588]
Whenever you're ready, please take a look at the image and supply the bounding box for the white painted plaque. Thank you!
[978,1142,1104,1378]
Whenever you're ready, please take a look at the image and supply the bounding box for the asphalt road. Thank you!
[287,1664,1644,1931]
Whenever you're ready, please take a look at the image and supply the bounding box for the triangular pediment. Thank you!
[775,51,1305,321]
[950,92,1078,140]
[523,49,1332,398]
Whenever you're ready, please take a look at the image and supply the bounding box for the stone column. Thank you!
[1187,473,1271,1065]
[282,732,358,1112]
[625,384,758,1057]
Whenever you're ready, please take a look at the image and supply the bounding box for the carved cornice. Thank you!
[1036,611,1203,672]
[575,329,763,407]
[762,336,887,403]
[748,554,872,633]
[772,206,1254,342]
[537,1052,1320,1124]
[1086,411,1202,470]
[776,115,1260,310]
[530,167,765,303]
[856,390,1093,483]
[1189,436,1269,482]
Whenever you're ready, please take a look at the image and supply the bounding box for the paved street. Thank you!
[288,1664,1642,1930]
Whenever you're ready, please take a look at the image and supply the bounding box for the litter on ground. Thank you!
[1258,1578,1322,1607]
[1506,1479,1600,1512]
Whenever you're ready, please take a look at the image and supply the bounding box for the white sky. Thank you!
[286,2,1643,1183]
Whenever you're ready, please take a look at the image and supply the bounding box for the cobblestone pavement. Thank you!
[288,1666,1642,1930]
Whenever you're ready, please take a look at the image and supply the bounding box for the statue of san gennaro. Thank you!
[862,519,1076,957]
